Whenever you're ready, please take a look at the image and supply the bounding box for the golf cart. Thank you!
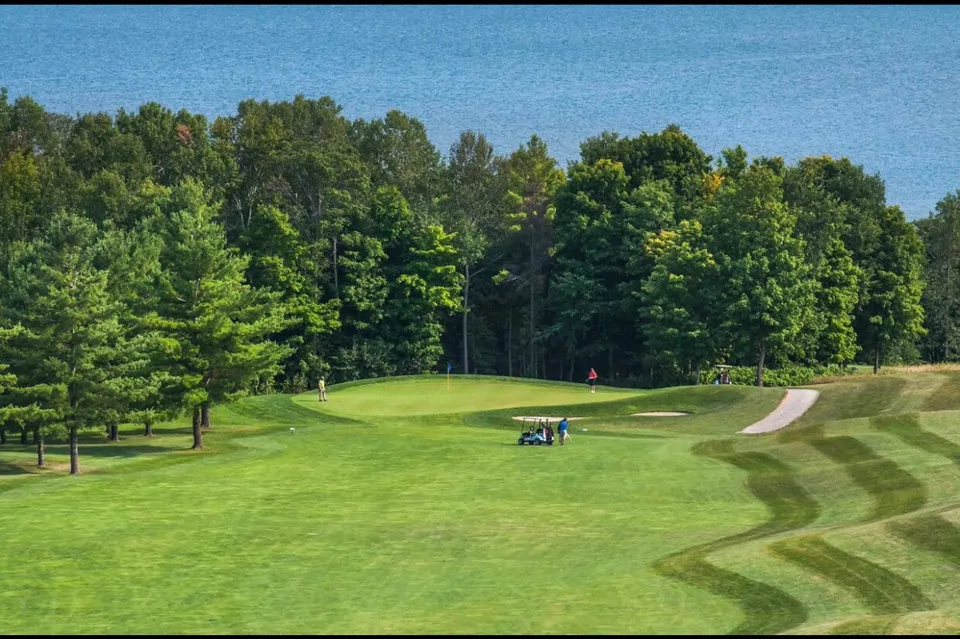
[714,364,732,385]
[517,417,555,446]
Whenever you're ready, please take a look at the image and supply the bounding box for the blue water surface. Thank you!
[2,5,958,218]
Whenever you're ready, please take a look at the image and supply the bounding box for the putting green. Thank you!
[295,375,638,417]
[2,373,960,634]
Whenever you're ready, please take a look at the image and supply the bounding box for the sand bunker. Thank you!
[512,416,584,422]
[632,411,690,417]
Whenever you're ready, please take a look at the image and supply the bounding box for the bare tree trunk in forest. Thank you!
[756,342,766,387]
[36,433,44,468]
[507,311,513,377]
[144,419,154,437]
[69,425,79,475]
[201,404,211,429]
[192,407,203,450]
[874,344,881,375]
[20,426,27,445]
[108,422,119,442]
[0,427,6,445]
[462,263,470,375]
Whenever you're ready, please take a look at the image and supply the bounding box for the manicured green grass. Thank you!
[4,373,960,634]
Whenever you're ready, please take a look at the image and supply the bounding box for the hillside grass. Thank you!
[1,373,960,633]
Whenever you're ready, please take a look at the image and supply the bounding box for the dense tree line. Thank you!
[0,87,951,473]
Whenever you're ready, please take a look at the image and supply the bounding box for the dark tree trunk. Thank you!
[36,434,44,468]
[20,427,28,445]
[69,425,79,475]
[192,407,203,450]
[201,404,211,429]
[874,344,881,375]
[108,422,119,442]
[144,419,154,437]
[756,342,766,387]
[695,362,702,386]
[462,263,470,375]
[0,427,6,445]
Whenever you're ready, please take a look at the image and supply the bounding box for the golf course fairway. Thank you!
[4,373,960,634]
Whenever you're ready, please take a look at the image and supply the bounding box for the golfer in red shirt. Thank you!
[587,368,598,393]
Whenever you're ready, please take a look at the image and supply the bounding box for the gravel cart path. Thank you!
[739,388,820,435]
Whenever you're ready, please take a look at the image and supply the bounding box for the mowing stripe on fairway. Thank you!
[806,427,927,521]
[919,372,960,412]
[769,535,933,615]
[872,414,960,466]
[653,439,817,635]
[826,614,902,635]
[888,514,960,569]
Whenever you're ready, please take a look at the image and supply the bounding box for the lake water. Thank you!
[2,5,959,219]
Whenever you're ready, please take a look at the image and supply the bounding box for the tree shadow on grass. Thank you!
[39,443,183,459]
[0,460,31,476]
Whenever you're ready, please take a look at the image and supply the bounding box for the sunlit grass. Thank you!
[2,373,960,633]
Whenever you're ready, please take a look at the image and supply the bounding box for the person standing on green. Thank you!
[318,378,327,402]
[558,417,570,445]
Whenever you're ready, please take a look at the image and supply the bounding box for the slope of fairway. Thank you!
[4,373,960,634]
